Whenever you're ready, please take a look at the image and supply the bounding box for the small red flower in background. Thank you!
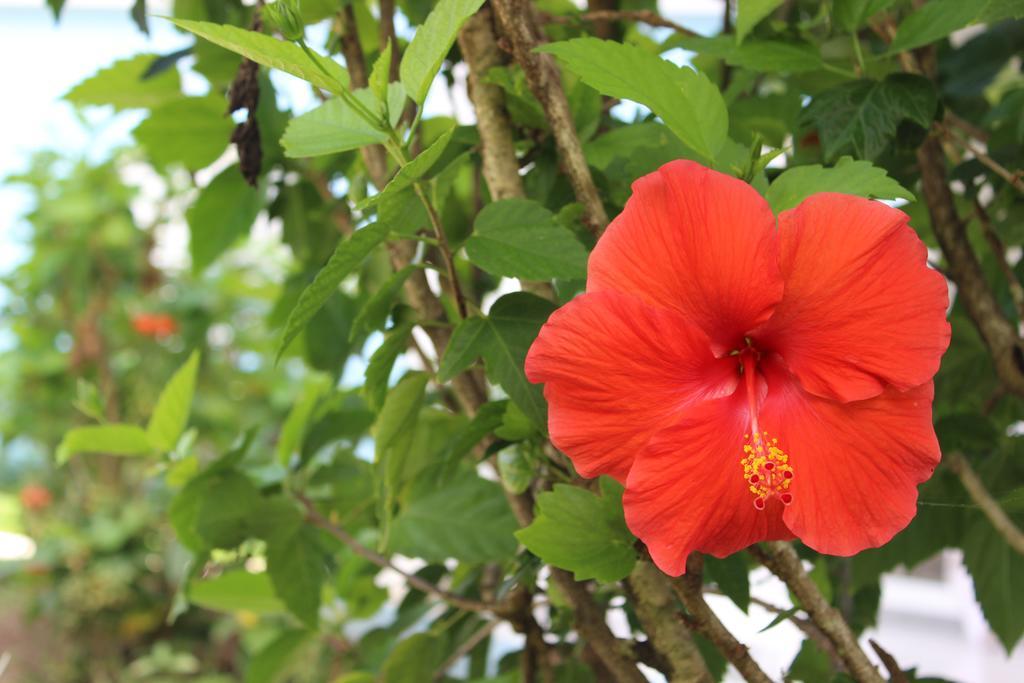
[132,312,178,339]
[20,484,53,511]
[525,161,951,575]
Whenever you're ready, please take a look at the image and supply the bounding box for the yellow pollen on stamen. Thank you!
[739,430,794,511]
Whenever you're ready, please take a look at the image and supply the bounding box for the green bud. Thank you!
[263,0,304,42]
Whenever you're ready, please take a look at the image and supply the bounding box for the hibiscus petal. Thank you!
[588,160,784,349]
[759,363,941,556]
[756,193,950,402]
[624,392,792,576]
[525,291,737,482]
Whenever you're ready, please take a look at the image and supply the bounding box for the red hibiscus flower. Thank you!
[132,312,179,339]
[525,161,950,575]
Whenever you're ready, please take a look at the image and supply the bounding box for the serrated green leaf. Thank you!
[963,515,1024,652]
[465,199,589,280]
[889,0,991,53]
[277,223,388,361]
[437,317,489,382]
[134,96,233,171]
[481,293,555,427]
[833,0,897,33]
[803,74,938,161]
[375,372,430,463]
[147,350,201,452]
[281,90,389,158]
[381,633,445,683]
[399,0,486,104]
[736,0,784,43]
[359,126,454,207]
[538,38,727,163]
[764,157,915,213]
[188,166,264,271]
[189,571,287,615]
[57,424,152,464]
[516,478,636,582]
[166,18,349,93]
[267,525,325,628]
[364,322,414,412]
[680,35,824,73]
[65,53,181,111]
[370,39,393,104]
[440,294,554,425]
[349,265,417,342]
[389,473,518,562]
[245,630,313,683]
[276,374,330,464]
[170,469,262,551]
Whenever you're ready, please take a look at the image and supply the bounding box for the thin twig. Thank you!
[539,9,700,36]
[939,122,1024,194]
[974,198,1024,322]
[433,619,501,680]
[945,451,1024,556]
[752,543,884,683]
[670,556,773,683]
[298,494,496,613]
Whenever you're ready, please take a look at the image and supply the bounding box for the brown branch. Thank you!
[299,494,497,613]
[458,6,556,301]
[492,0,609,235]
[974,198,1024,323]
[869,640,910,683]
[945,451,1024,556]
[540,9,699,37]
[548,568,649,683]
[670,556,773,683]
[917,134,1024,397]
[752,543,883,683]
[627,560,714,683]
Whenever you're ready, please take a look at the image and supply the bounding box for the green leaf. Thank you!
[375,372,430,464]
[437,317,489,382]
[170,470,261,551]
[439,293,554,426]
[764,157,915,213]
[465,199,589,280]
[889,0,1005,53]
[189,571,287,615]
[788,638,835,682]
[962,515,1024,652]
[134,96,233,171]
[349,265,417,342]
[360,126,454,208]
[370,39,393,104]
[364,323,415,412]
[166,18,349,93]
[480,293,555,427]
[47,0,66,21]
[188,166,264,272]
[276,375,330,464]
[389,473,518,562]
[245,630,313,683]
[516,478,636,582]
[704,554,751,612]
[681,35,824,73]
[57,424,152,464]
[146,351,201,452]
[399,0,486,104]
[64,53,181,111]
[803,74,938,161]
[833,0,897,33]
[281,90,389,158]
[736,0,784,43]
[267,525,325,628]
[276,222,389,361]
[381,633,444,683]
[538,38,728,163]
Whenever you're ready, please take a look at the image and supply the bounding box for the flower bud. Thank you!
[263,0,304,42]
